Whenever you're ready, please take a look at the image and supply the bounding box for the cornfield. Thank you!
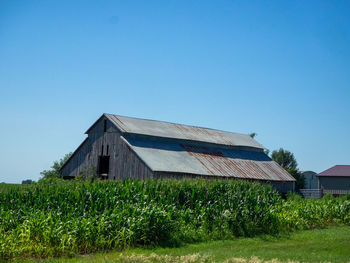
[0,179,349,260]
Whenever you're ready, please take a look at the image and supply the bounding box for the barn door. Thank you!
[98,156,110,179]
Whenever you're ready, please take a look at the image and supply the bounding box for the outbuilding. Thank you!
[299,171,318,189]
[60,114,295,193]
[317,165,350,195]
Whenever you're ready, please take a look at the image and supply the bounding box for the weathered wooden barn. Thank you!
[60,114,295,192]
[317,165,350,195]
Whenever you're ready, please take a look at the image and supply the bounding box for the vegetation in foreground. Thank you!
[0,179,349,260]
[15,226,350,263]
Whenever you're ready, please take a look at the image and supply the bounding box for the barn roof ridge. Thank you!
[102,113,264,150]
[104,113,249,136]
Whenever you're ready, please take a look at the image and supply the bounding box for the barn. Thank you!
[317,165,350,196]
[60,113,295,193]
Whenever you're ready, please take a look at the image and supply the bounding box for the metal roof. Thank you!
[318,165,350,177]
[105,114,264,150]
[125,136,295,182]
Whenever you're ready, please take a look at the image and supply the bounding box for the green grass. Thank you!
[14,226,350,263]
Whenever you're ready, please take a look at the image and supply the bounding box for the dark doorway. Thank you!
[98,156,110,178]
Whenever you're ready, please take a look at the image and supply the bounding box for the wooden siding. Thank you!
[269,181,294,193]
[110,136,153,180]
[61,138,92,178]
[61,116,154,179]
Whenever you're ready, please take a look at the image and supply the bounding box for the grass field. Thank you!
[14,226,350,263]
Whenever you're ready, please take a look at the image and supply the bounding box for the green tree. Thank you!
[271,148,305,190]
[21,179,33,185]
[271,148,297,171]
[40,153,72,180]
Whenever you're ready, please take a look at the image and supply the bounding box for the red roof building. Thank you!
[317,165,350,195]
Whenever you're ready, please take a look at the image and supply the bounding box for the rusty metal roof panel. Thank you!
[106,114,264,149]
[126,136,295,182]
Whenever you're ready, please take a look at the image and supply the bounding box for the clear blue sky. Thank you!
[1,0,349,183]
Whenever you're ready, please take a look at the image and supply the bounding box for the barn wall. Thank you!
[61,116,153,179]
[319,176,350,191]
[61,116,117,178]
[269,181,294,193]
[61,138,92,178]
[110,137,154,180]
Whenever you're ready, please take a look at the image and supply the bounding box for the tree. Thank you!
[40,153,72,180]
[271,148,297,172]
[271,148,305,190]
[21,179,33,185]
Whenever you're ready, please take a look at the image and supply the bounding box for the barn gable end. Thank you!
[61,115,153,179]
